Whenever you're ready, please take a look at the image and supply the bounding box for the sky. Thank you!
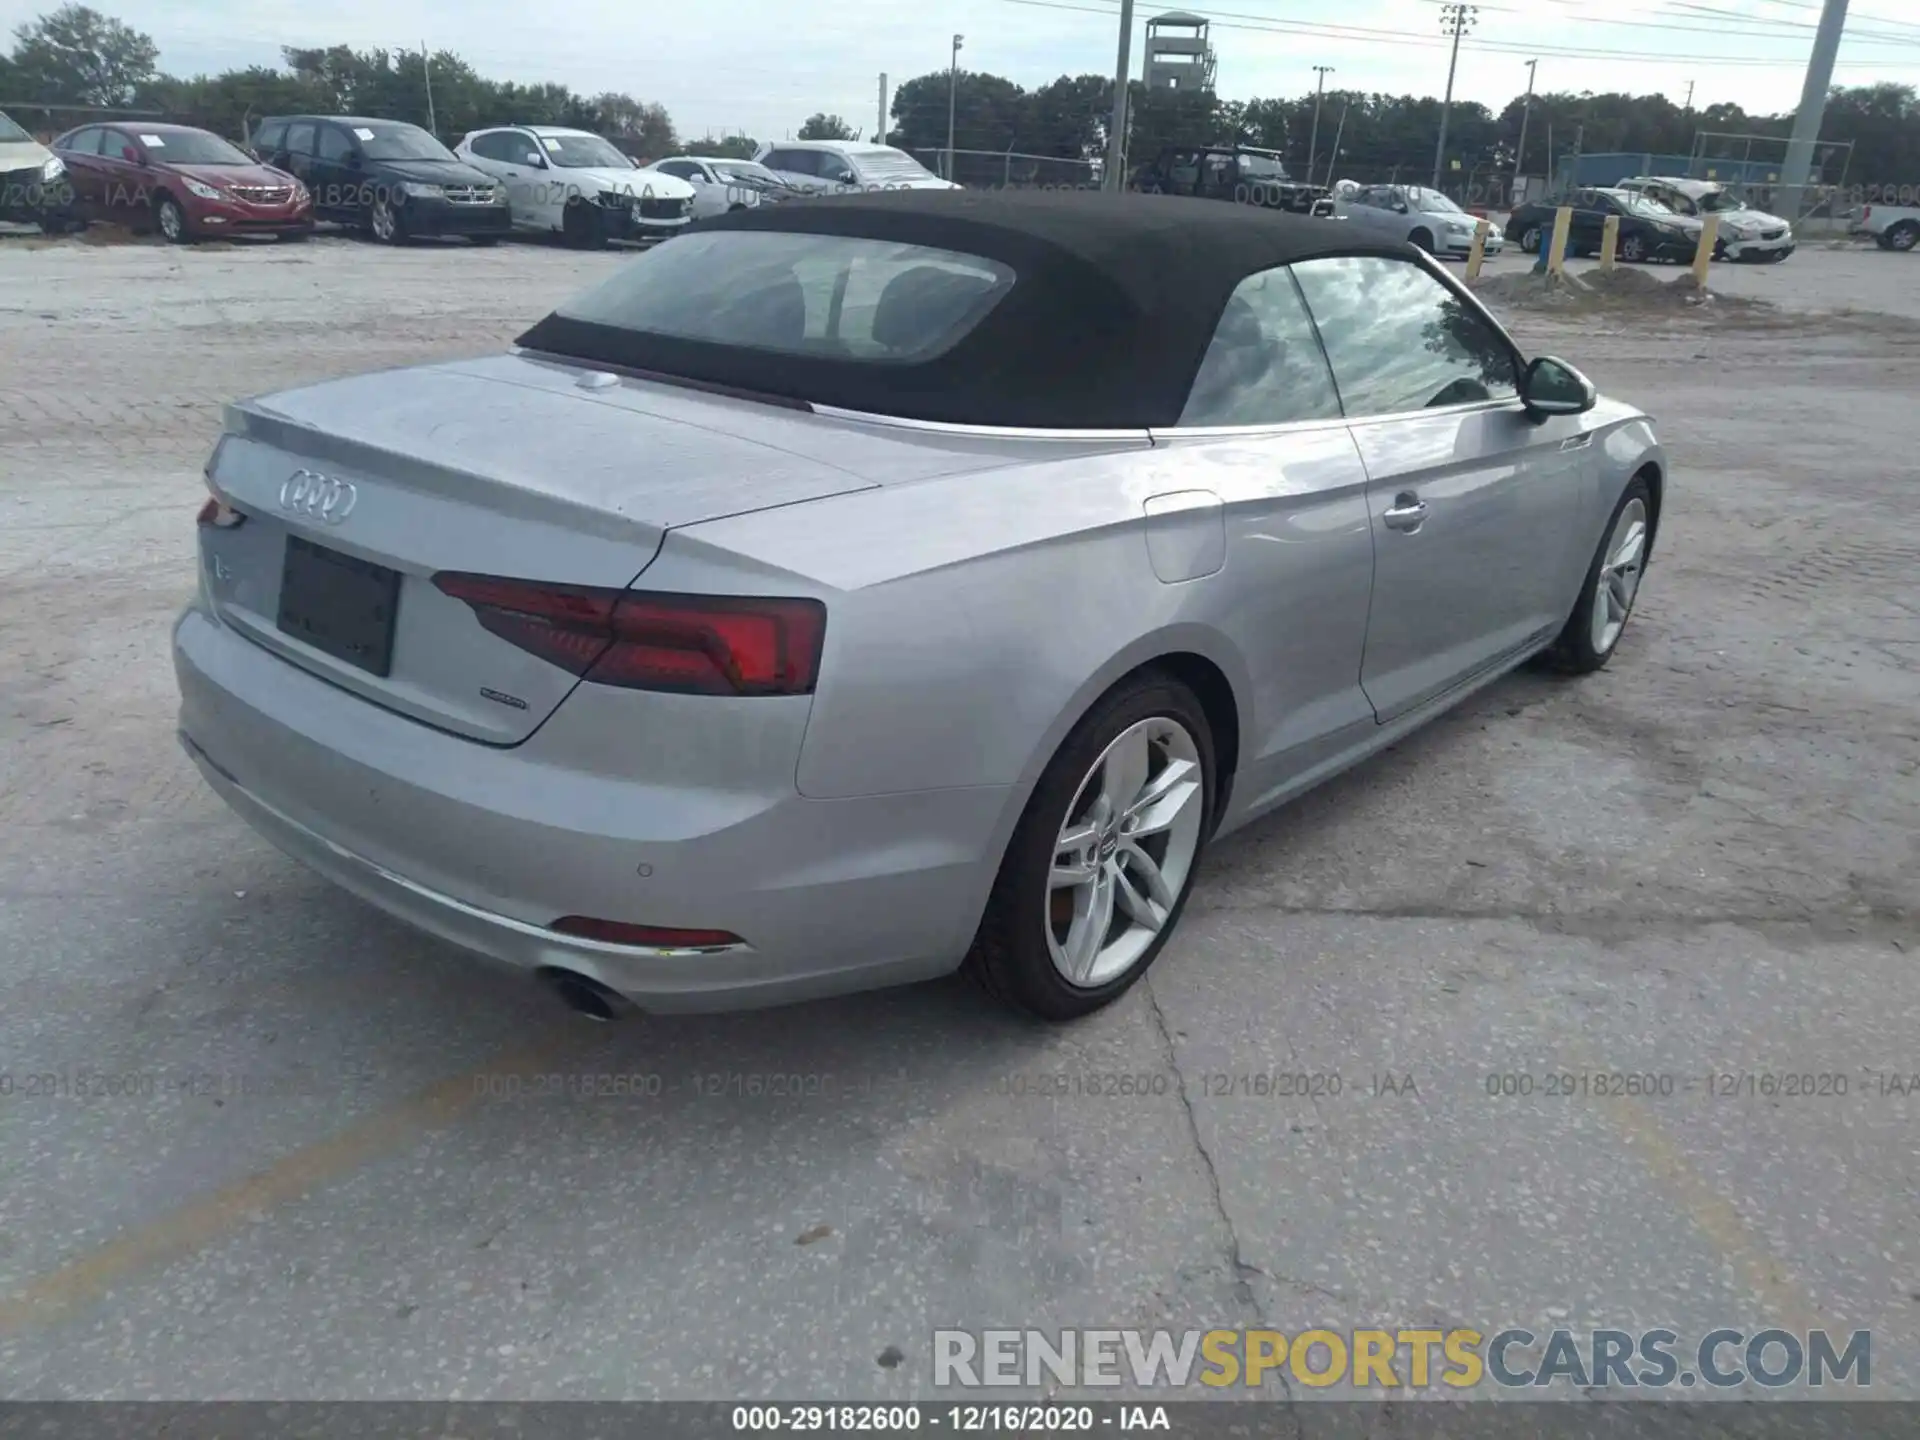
[4,0,1918,144]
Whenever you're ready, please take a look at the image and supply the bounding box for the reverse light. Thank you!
[432,573,826,696]
[550,917,744,949]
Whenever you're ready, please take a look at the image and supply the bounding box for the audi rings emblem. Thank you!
[279,469,357,524]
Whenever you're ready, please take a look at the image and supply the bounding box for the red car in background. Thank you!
[52,122,312,242]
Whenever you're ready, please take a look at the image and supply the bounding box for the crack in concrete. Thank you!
[1140,975,1299,1425]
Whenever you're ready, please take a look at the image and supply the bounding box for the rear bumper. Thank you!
[173,603,1004,1013]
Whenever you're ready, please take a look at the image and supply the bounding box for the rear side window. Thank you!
[552,230,1013,363]
[1179,267,1343,428]
[468,131,522,163]
[1291,255,1518,416]
[766,149,818,176]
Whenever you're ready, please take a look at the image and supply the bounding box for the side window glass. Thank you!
[65,127,102,155]
[316,126,354,162]
[1178,266,1344,427]
[252,121,285,155]
[1291,255,1519,415]
[285,122,316,157]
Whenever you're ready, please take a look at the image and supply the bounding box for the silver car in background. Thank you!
[1334,182,1503,258]
[174,192,1665,1023]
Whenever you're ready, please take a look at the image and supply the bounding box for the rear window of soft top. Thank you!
[550,229,1013,364]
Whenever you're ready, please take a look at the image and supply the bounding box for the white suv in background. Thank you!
[1614,176,1794,262]
[753,139,959,194]
[455,124,695,246]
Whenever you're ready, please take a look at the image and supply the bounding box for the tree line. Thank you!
[5,5,1917,186]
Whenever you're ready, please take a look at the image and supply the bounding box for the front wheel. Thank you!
[966,673,1215,1021]
[1519,225,1542,253]
[368,197,406,244]
[154,195,190,244]
[1545,477,1653,674]
[1410,228,1435,253]
[1619,233,1648,263]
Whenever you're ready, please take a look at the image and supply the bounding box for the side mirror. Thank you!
[1522,356,1597,418]
[524,152,545,167]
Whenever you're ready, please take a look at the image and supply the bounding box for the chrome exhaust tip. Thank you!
[536,967,632,1022]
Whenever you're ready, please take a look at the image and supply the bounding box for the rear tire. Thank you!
[1619,233,1648,263]
[965,672,1215,1022]
[1410,228,1435,253]
[1545,476,1653,675]
[1519,224,1542,253]
[1884,221,1918,252]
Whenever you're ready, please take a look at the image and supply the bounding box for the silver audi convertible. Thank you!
[175,190,1665,1022]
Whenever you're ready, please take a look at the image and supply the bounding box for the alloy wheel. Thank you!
[1591,497,1648,656]
[1621,235,1646,262]
[157,200,183,242]
[1046,717,1205,988]
[1520,225,1542,253]
[371,199,397,242]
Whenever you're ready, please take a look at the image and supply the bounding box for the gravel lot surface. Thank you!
[1,230,1916,1406]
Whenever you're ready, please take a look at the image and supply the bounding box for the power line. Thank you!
[990,0,1920,67]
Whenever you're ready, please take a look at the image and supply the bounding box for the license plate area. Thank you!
[276,535,401,677]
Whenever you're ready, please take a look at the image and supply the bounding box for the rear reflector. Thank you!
[432,573,826,696]
[550,917,744,949]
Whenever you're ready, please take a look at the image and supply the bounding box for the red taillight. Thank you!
[432,573,826,696]
[550,917,744,949]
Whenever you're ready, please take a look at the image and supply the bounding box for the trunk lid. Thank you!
[200,360,881,744]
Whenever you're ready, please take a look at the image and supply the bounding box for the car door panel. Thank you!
[1289,252,1587,723]
[1348,406,1587,721]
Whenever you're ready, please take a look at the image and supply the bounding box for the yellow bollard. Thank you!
[1466,219,1489,278]
[1547,205,1573,275]
[1690,213,1721,290]
[1599,214,1619,271]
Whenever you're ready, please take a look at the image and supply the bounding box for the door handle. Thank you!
[1382,493,1428,532]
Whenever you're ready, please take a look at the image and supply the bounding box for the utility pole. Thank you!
[1104,0,1135,191]
[878,73,888,146]
[1682,79,1695,114]
[947,36,964,182]
[421,42,437,136]
[1308,66,1335,192]
[1512,58,1537,208]
[1433,3,1477,191]
[1779,0,1850,219]
[1323,100,1350,189]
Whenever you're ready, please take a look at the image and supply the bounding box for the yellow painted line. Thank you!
[1561,1041,1825,1335]
[0,1026,584,1336]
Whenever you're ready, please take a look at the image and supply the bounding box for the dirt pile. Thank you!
[1470,265,1776,323]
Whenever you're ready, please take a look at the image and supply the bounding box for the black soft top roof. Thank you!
[514,188,1420,430]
